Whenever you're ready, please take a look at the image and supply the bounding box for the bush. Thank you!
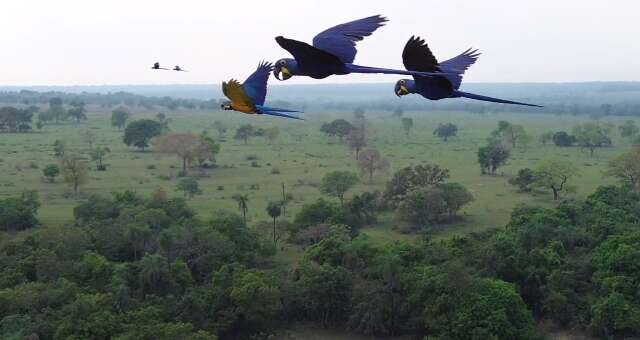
[271,167,280,174]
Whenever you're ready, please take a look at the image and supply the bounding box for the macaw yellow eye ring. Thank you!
[400,80,405,85]
[279,60,286,66]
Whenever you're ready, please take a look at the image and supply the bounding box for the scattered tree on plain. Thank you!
[401,117,413,136]
[433,123,458,142]
[320,119,354,143]
[82,130,97,149]
[539,131,554,145]
[384,164,450,203]
[234,124,257,145]
[619,120,639,139]
[175,177,201,199]
[347,125,367,159]
[509,168,536,192]
[123,119,163,151]
[552,131,576,147]
[60,153,89,196]
[153,133,210,175]
[478,142,510,175]
[357,149,390,183]
[90,146,110,171]
[0,106,33,132]
[110,106,130,130]
[490,121,528,148]
[67,100,87,124]
[212,120,227,137]
[53,139,66,158]
[265,127,280,144]
[320,171,359,206]
[605,148,640,191]
[573,122,612,157]
[42,164,61,182]
[232,193,250,223]
[532,160,579,200]
[266,201,282,243]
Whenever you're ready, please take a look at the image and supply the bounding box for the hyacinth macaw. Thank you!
[273,15,455,81]
[221,61,303,120]
[394,36,542,107]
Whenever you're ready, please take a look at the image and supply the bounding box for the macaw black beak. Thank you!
[274,66,292,81]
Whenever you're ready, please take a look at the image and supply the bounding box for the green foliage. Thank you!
[384,164,450,203]
[509,167,536,192]
[320,171,359,205]
[123,119,163,151]
[532,159,579,200]
[42,164,60,182]
[0,106,33,132]
[0,192,39,231]
[618,120,639,138]
[573,122,612,156]
[552,131,576,147]
[605,147,640,191]
[110,106,130,130]
[234,124,256,144]
[176,177,201,199]
[320,119,354,143]
[433,122,458,141]
[478,142,510,175]
[401,117,413,136]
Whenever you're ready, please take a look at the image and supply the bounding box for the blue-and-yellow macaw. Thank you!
[273,15,456,81]
[394,36,542,107]
[222,61,303,120]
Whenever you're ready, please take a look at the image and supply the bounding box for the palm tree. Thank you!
[266,201,282,244]
[232,194,249,223]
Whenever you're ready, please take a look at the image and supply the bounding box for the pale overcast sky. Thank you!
[1,0,638,86]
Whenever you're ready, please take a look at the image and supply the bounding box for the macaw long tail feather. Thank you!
[346,64,456,77]
[454,91,543,107]
[258,105,302,113]
[261,110,304,120]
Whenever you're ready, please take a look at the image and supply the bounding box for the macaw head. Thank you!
[220,102,233,110]
[273,58,297,81]
[394,79,414,97]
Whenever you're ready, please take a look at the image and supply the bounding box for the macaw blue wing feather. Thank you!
[258,108,304,120]
[347,64,453,77]
[242,61,273,106]
[258,105,302,113]
[312,15,388,64]
[454,91,542,107]
[439,49,481,89]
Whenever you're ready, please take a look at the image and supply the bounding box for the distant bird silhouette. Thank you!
[394,36,542,107]
[173,65,188,72]
[273,15,456,81]
[151,62,169,70]
[222,61,303,120]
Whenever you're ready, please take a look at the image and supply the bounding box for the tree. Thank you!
[53,139,66,158]
[176,177,201,199]
[509,168,536,192]
[532,160,579,200]
[478,142,510,175]
[320,171,359,206]
[384,164,450,202]
[43,164,61,182]
[353,107,366,120]
[153,133,206,175]
[234,124,256,145]
[48,97,66,124]
[391,107,403,118]
[619,120,639,139]
[111,107,130,130]
[195,132,220,167]
[0,106,33,132]
[398,187,447,225]
[90,146,110,171]
[552,131,575,147]
[490,121,527,148]
[82,130,97,149]
[123,119,163,151]
[232,194,249,223]
[156,112,171,132]
[440,182,474,218]
[266,201,282,243]
[605,148,640,191]
[357,149,390,183]
[265,127,280,144]
[320,119,354,143]
[401,117,413,136]
[67,101,87,124]
[60,153,89,196]
[0,192,40,231]
[347,125,367,159]
[433,123,458,142]
[539,131,554,145]
[212,120,227,137]
[573,122,612,156]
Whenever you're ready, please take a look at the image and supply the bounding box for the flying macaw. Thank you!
[273,15,456,81]
[394,36,542,107]
[152,62,169,70]
[221,61,303,120]
[173,65,188,72]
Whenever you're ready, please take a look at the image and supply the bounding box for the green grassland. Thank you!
[0,107,630,242]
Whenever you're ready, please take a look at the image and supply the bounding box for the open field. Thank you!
[0,107,629,239]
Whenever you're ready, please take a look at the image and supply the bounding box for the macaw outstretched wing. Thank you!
[312,15,388,64]
[275,36,343,67]
[243,61,273,106]
[439,49,481,89]
[222,79,255,110]
[402,36,440,73]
